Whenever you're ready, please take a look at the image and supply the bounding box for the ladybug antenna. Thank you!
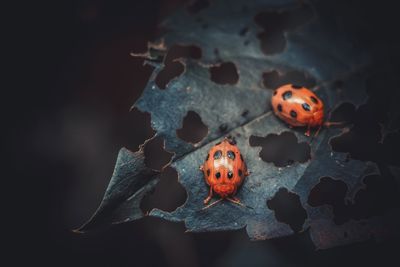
[323,121,344,127]
[309,124,322,144]
[201,198,223,210]
[225,135,237,145]
[324,106,345,128]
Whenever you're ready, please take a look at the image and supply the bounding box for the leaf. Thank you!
[78,0,399,248]
[77,147,159,231]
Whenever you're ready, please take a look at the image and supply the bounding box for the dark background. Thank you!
[8,0,400,266]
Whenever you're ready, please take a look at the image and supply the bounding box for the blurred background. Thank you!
[8,0,400,266]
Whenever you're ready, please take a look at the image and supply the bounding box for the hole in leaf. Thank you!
[330,101,386,163]
[330,103,383,162]
[209,62,239,85]
[267,188,307,232]
[122,108,155,152]
[144,136,173,171]
[187,0,210,14]
[249,132,311,167]
[155,44,202,89]
[308,177,349,225]
[256,31,286,55]
[177,111,208,144]
[329,102,356,123]
[382,132,400,166]
[155,61,184,89]
[333,80,344,89]
[351,174,400,221]
[308,171,400,225]
[165,44,202,63]
[141,167,187,213]
[330,129,382,163]
[262,70,316,89]
[254,4,314,55]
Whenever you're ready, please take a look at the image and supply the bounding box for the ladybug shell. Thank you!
[271,84,324,127]
[201,139,247,198]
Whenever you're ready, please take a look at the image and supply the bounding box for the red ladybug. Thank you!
[199,137,249,209]
[271,84,340,136]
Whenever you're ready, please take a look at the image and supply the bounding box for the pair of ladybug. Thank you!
[200,84,338,209]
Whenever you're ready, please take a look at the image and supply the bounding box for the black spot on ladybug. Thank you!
[206,154,209,161]
[228,171,233,179]
[277,104,282,112]
[240,154,244,161]
[214,150,222,159]
[310,96,318,104]
[302,103,311,111]
[292,84,302,89]
[273,90,277,95]
[282,90,292,100]
[227,150,235,160]
[290,110,297,118]
[215,172,221,179]
[238,169,243,177]
[206,169,210,176]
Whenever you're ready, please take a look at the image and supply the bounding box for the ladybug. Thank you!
[199,137,249,209]
[271,84,340,136]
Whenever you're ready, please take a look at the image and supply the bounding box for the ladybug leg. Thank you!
[228,196,241,203]
[203,187,213,204]
[314,124,323,137]
[226,197,244,207]
[324,121,343,127]
[227,197,253,209]
[305,124,311,137]
[202,198,223,210]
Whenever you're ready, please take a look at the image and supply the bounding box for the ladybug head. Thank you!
[211,166,237,197]
[311,109,324,127]
[213,182,236,198]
